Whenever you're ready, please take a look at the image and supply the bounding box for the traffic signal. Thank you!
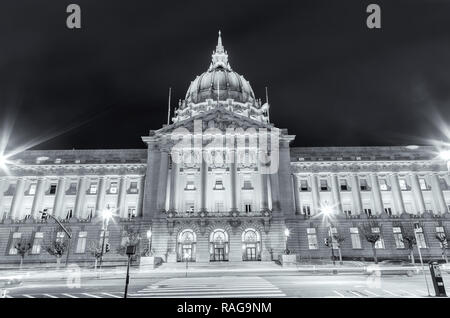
[324,238,329,247]
[105,243,110,253]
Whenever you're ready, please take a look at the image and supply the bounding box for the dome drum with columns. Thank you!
[173,31,270,124]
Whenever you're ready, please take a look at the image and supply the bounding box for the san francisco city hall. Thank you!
[0,33,450,267]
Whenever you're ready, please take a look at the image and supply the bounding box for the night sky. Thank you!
[1,0,450,151]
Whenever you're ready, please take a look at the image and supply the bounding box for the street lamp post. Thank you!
[284,228,290,254]
[99,208,113,269]
[321,204,338,273]
[146,229,152,256]
[414,226,432,296]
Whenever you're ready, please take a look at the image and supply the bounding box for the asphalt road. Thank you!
[2,269,448,298]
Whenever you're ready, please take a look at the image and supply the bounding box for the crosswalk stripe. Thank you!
[364,290,380,297]
[6,295,13,298]
[101,292,122,298]
[131,293,285,298]
[333,290,345,297]
[62,293,79,298]
[43,294,58,298]
[382,289,400,297]
[138,287,281,293]
[135,290,284,295]
[415,289,428,295]
[22,294,35,298]
[81,293,102,298]
[350,291,363,297]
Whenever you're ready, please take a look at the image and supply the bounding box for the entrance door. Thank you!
[182,245,192,262]
[214,246,225,261]
[245,245,256,261]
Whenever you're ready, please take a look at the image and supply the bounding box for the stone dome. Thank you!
[184,31,256,105]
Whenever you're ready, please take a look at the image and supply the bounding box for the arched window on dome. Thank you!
[177,230,196,262]
[242,228,261,261]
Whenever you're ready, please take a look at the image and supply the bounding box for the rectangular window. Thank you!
[393,227,405,249]
[343,203,352,216]
[307,228,318,250]
[214,179,224,190]
[340,179,348,191]
[128,207,136,219]
[185,180,195,190]
[76,231,87,253]
[300,180,308,191]
[364,208,372,217]
[214,202,224,212]
[379,179,388,191]
[109,182,118,194]
[302,205,311,216]
[245,204,252,213]
[414,225,427,248]
[49,184,57,195]
[9,232,22,255]
[185,202,195,213]
[399,178,408,190]
[384,207,392,216]
[29,183,37,195]
[371,227,384,249]
[320,179,328,191]
[419,178,428,190]
[89,183,98,194]
[360,179,368,191]
[243,180,253,189]
[350,228,361,249]
[129,182,138,193]
[31,232,44,254]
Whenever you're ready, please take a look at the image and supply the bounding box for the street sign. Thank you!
[429,261,447,297]
[126,245,136,256]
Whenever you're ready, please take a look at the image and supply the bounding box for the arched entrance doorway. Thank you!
[209,229,229,261]
[242,228,261,261]
[177,229,196,262]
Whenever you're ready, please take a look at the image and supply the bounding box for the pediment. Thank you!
[155,108,274,135]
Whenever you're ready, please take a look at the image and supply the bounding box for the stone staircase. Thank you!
[155,261,281,271]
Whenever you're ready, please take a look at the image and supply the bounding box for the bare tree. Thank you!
[332,233,346,265]
[359,221,381,264]
[400,225,417,264]
[117,227,142,263]
[435,232,449,263]
[14,239,32,269]
[87,240,103,270]
[44,229,69,268]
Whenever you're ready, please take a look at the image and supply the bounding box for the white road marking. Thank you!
[350,291,363,297]
[382,289,400,297]
[101,292,122,298]
[81,293,102,298]
[43,294,58,298]
[333,290,345,297]
[62,293,79,298]
[364,289,380,297]
[22,294,35,298]
[398,289,418,297]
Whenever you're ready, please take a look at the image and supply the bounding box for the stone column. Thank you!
[10,178,25,219]
[389,173,405,215]
[330,174,342,214]
[370,173,384,215]
[351,174,363,215]
[269,173,281,211]
[230,150,237,212]
[95,176,107,217]
[431,173,448,215]
[169,159,179,212]
[74,176,87,219]
[157,150,169,211]
[52,177,66,219]
[200,156,207,212]
[31,177,46,219]
[137,176,145,217]
[311,174,321,214]
[260,173,269,211]
[0,178,7,213]
[116,176,127,218]
[410,173,426,215]
[292,174,300,214]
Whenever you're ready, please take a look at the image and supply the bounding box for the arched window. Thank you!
[177,229,196,262]
[242,228,261,261]
[209,229,229,261]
